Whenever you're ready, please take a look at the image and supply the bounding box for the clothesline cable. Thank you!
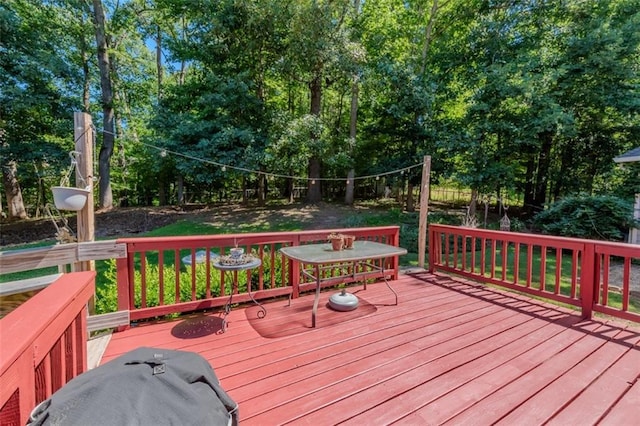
[93,127,424,182]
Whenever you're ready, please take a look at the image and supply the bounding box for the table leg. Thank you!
[312,264,321,328]
[220,271,238,333]
[248,286,267,318]
[381,266,398,305]
[220,270,267,332]
[221,292,233,333]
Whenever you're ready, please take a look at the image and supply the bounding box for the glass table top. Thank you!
[279,240,407,264]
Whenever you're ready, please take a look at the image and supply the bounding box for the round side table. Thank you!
[212,257,265,332]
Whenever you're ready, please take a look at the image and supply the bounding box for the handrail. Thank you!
[114,226,401,324]
[429,224,640,323]
[0,271,95,425]
[0,240,126,275]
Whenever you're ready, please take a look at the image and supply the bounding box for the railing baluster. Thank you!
[174,250,180,304]
[526,244,533,288]
[501,239,507,281]
[190,249,197,301]
[539,245,547,292]
[158,250,165,305]
[622,257,630,312]
[481,238,486,277]
[571,250,579,298]
[471,236,476,273]
[513,242,520,284]
[140,251,147,308]
[602,254,610,305]
[555,248,562,295]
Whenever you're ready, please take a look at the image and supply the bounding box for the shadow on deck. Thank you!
[100,271,640,425]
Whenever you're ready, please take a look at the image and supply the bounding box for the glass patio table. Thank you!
[279,240,407,327]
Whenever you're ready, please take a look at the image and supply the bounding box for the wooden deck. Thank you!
[100,271,640,425]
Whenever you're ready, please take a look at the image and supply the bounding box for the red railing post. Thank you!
[0,272,94,425]
[428,227,437,273]
[289,234,301,299]
[115,255,131,331]
[579,242,595,320]
[391,228,400,280]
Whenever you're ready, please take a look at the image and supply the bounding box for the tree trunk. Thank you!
[81,32,91,112]
[156,25,163,100]
[419,0,440,76]
[533,131,553,211]
[307,158,322,203]
[242,176,248,205]
[286,176,294,204]
[257,172,266,206]
[406,182,415,212]
[345,75,358,205]
[345,170,355,205]
[92,0,114,210]
[523,155,535,216]
[307,74,322,203]
[177,174,184,204]
[468,189,478,217]
[2,161,27,220]
[178,17,187,85]
[158,179,167,205]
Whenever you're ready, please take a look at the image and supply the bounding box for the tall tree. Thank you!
[444,0,640,215]
[0,0,85,218]
[92,0,115,209]
[285,0,356,203]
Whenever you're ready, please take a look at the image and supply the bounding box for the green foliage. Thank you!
[509,218,526,232]
[532,195,637,241]
[95,247,284,314]
[95,259,119,314]
[342,207,426,254]
[444,0,640,212]
[3,0,640,213]
[428,211,463,226]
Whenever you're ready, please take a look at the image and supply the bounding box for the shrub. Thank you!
[96,259,118,314]
[532,195,637,241]
[95,248,285,314]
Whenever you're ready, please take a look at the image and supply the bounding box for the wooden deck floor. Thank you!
[101,271,640,425]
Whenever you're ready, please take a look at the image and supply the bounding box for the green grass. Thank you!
[142,217,306,237]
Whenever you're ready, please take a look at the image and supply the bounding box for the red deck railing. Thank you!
[115,227,401,323]
[1,225,638,423]
[0,271,95,425]
[429,224,640,323]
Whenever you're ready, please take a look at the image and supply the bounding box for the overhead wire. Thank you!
[94,127,424,182]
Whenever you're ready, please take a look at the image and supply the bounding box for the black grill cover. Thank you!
[28,347,238,426]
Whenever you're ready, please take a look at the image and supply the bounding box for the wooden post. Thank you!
[631,193,640,244]
[74,112,95,312]
[580,242,595,320]
[418,155,431,269]
[74,112,95,264]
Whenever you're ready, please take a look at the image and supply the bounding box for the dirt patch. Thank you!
[0,202,367,248]
[0,206,185,247]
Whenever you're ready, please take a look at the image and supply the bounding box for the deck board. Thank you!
[100,271,640,425]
